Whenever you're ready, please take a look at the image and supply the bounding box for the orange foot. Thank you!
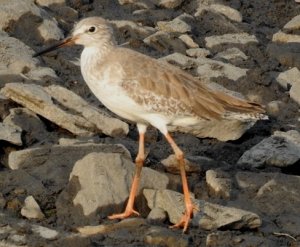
[170,203,198,233]
[108,208,140,220]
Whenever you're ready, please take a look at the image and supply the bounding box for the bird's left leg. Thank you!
[164,132,197,233]
[108,124,146,219]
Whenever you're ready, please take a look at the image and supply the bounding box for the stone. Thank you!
[283,15,300,31]
[186,48,210,58]
[161,154,201,174]
[0,193,6,209]
[205,33,258,49]
[267,43,300,68]
[147,208,167,224]
[3,108,51,145]
[31,225,58,240]
[195,4,242,23]
[144,189,261,230]
[21,196,45,219]
[8,143,131,170]
[0,122,22,146]
[0,33,57,83]
[275,67,300,90]
[0,0,63,44]
[272,31,300,43]
[1,83,129,137]
[290,78,300,105]
[110,20,156,40]
[56,152,169,226]
[206,170,231,199]
[143,31,187,54]
[179,34,199,48]
[266,100,285,117]
[7,234,27,246]
[35,0,65,6]
[236,172,300,216]
[154,0,184,9]
[144,226,188,247]
[214,48,248,62]
[157,15,192,33]
[238,130,300,168]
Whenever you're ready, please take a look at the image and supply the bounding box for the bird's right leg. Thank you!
[108,124,146,219]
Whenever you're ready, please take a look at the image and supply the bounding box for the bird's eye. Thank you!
[88,26,96,33]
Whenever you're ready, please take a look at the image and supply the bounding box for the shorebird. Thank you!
[34,17,266,232]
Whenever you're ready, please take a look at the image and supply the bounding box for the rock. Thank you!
[154,0,184,9]
[186,48,210,58]
[283,15,300,31]
[35,0,65,6]
[143,31,187,54]
[144,189,261,230]
[3,108,51,145]
[0,122,22,146]
[161,154,201,174]
[161,53,248,81]
[290,78,300,105]
[275,67,300,90]
[238,130,300,168]
[144,226,188,247]
[1,83,129,137]
[8,143,131,170]
[272,31,300,43]
[195,4,242,23]
[0,193,6,209]
[111,20,156,40]
[7,234,27,246]
[31,225,58,240]
[266,100,285,117]
[0,0,63,44]
[157,14,192,33]
[56,152,169,226]
[214,48,248,63]
[147,207,167,224]
[21,196,45,219]
[205,33,258,49]
[179,34,199,48]
[206,170,231,199]
[0,32,57,83]
[236,172,300,216]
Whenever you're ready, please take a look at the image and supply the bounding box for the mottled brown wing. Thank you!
[112,48,264,120]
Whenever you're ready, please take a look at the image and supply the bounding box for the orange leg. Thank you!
[165,133,197,232]
[108,133,145,220]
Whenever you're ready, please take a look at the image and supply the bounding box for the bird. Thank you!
[34,17,266,232]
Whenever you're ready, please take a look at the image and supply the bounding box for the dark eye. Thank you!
[88,26,96,33]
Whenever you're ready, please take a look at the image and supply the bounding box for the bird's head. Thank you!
[33,17,115,57]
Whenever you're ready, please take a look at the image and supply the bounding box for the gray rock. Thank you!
[186,48,211,58]
[1,83,129,137]
[195,4,242,23]
[56,152,169,226]
[0,0,63,42]
[161,154,201,174]
[8,143,131,170]
[147,207,167,224]
[267,43,300,68]
[0,193,6,209]
[290,77,300,105]
[31,225,58,240]
[143,31,187,53]
[214,48,248,62]
[144,189,261,230]
[275,67,300,90]
[238,130,300,168]
[3,108,50,145]
[0,122,22,146]
[0,33,57,83]
[157,14,192,33]
[179,34,199,48]
[272,31,300,43]
[206,170,231,199]
[205,33,258,49]
[236,171,300,216]
[266,100,285,117]
[153,0,184,9]
[21,196,45,219]
[7,234,27,246]
[283,15,300,31]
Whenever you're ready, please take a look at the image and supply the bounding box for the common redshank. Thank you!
[34,17,266,232]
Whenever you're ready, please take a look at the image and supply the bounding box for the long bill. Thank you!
[33,36,76,57]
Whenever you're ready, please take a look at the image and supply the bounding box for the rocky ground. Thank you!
[0,0,300,246]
